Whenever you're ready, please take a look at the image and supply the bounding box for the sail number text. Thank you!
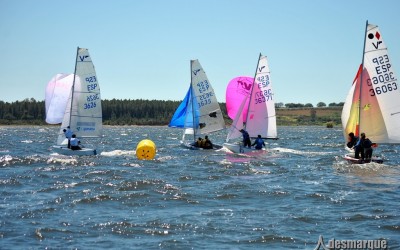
[196,80,213,108]
[83,102,97,109]
[257,75,270,89]
[83,94,99,109]
[197,81,209,93]
[86,76,98,92]
[255,89,273,104]
[86,94,99,102]
[368,55,398,96]
[197,91,214,108]
[254,74,272,104]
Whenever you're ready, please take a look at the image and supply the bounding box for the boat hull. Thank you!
[180,141,223,150]
[223,142,265,154]
[52,145,97,156]
[343,153,383,164]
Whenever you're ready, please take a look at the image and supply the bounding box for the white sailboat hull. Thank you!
[223,142,265,154]
[343,153,383,164]
[52,145,97,156]
[342,145,383,164]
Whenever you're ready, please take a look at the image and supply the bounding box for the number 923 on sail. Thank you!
[257,75,270,88]
[196,81,209,93]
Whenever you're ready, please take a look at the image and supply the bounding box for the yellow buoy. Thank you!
[136,139,156,160]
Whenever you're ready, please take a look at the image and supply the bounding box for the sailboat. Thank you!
[169,59,226,150]
[341,21,400,163]
[223,53,278,153]
[46,47,102,156]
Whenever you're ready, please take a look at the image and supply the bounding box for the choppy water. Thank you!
[1,126,399,249]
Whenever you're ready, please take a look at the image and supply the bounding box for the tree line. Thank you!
[0,98,341,125]
[0,98,227,125]
[276,102,344,108]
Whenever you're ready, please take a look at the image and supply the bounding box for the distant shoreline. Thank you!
[0,106,342,127]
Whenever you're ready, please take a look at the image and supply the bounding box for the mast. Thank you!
[69,46,80,127]
[190,60,196,142]
[356,21,369,136]
[243,53,262,132]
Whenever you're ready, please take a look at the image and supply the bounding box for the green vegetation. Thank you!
[276,107,342,126]
[326,121,334,128]
[0,98,342,126]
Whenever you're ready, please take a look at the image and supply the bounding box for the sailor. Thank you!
[252,135,265,150]
[240,129,251,148]
[346,132,358,149]
[63,126,73,148]
[361,132,373,162]
[353,135,365,160]
[70,134,82,150]
[203,135,213,149]
[196,137,203,148]
[347,132,362,159]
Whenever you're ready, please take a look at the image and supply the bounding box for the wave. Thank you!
[100,150,135,157]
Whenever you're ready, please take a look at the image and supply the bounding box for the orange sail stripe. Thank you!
[352,64,363,85]
[355,124,359,137]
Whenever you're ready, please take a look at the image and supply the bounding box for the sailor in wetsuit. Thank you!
[252,135,265,150]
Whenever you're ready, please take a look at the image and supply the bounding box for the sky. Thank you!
[1,0,400,106]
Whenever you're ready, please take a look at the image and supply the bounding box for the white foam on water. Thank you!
[47,155,78,164]
[272,147,333,156]
[100,150,135,156]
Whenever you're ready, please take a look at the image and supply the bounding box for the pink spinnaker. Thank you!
[225,76,254,121]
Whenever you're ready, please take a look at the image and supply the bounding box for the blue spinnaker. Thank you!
[169,86,193,128]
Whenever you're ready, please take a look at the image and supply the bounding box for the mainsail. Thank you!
[190,60,225,138]
[226,54,277,142]
[342,22,400,144]
[57,48,103,145]
[246,54,277,138]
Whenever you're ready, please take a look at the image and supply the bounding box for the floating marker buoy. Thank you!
[136,139,156,160]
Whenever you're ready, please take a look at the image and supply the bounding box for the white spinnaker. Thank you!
[45,73,74,124]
